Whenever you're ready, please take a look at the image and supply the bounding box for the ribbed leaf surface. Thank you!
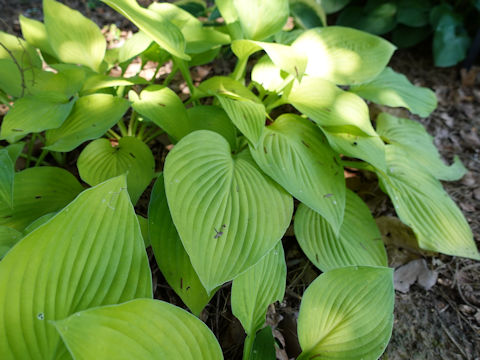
[55,299,223,360]
[292,26,396,85]
[297,266,394,360]
[231,243,286,335]
[376,113,466,181]
[0,176,152,359]
[377,145,479,260]
[0,167,83,231]
[0,226,22,259]
[149,175,212,316]
[350,67,437,117]
[45,94,130,152]
[77,136,155,204]
[294,190,387,272]
[0,149,14,208]
[250,114,345,232]
[164,130,293,292]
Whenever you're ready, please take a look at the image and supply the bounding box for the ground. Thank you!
[1,1,479,359]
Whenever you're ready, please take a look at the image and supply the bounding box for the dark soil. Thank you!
[1,1,479,359]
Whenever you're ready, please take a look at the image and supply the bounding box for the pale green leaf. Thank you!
[45,94,130,152]
[376,113,466,181]
[0,176,152,359]
[350,67,437,117]
[232,40,307,79]
[297,266,394,360]
[82,74,149,93]
[231,243,286,335]
[0,167,83,231]
[376,145,479,260]
[164,130,293,292]
[101,0,190,60]
[130,85,190,142]
[0,226,22,259]
[0,150,14,208]
[284,76,376,136]
[136,214,150,247]
[292,26,396,85]
[0,31,42,68]
[77,137,155,204]
[44,0,106,71]
[250,114,345,232]
[294,190,387,272]
[1,95,75,143]
[54,299,223,360]
[23,212,56,235]
[251,55,288,93]
[118,31,153,64]
[19,15,56,57]
[149,175,212,316]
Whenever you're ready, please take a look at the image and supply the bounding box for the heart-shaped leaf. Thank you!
[292,26,396,85]
[54,299,223,360]
[77,136,155,204]
[0,149,14,208]
[376,113,466,181]
[231,242,286,336]
[294,190,388,271]
[44,0,106,71]
[0,167,83,231]
[297,266,394,360]
[349,67,437,117]
[250,114,345,233]
[149,174,212,316]
[164,130,293,292]
[377,145,479,260]
[45,94,130,152]
[0,176,152,359]
[0,226,22,259]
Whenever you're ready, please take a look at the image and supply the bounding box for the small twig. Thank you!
[435,309,470,360]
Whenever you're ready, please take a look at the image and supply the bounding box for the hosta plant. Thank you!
[0,0,478,359]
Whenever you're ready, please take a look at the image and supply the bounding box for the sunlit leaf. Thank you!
[295,190,388,271]
[376,145,479,260]
[44,0,106,71]
[23,212,56,235]
[0,150,14,208]
[45,94,130,152]
[376,113,466,181]
[164,130,293,292]
[55,299,223,360]
[0,167,83,231]
[292,26,396,85]
[77,137,155,204]
[82,74,149,93]
[19,15,55,57]
[232,243,286,335]
[149,175,212,316]
[0,176,152,359]
[350,67,437,117]
[250,114,345,232]
[251,56,288,93]
[297,266,394,360]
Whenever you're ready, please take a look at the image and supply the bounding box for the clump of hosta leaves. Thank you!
[0,0,478,359]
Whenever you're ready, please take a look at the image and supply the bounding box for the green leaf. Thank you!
[250,326,277,360]
[433,27,470,67]
[292,26,396,85]
[231,40,307,79]
[186,105,237,150]
[336,3,398,35]
[376,113,466,181]
[23,212,57,235]
[77,137,155,204]
[45,94,130,152]
[232,243,286,335]
[318,0,352,14]
[164,130,293,293]
[117,31,153,64]
[4,142,25,164]
[0,31,42,68]
[376,145,479,260]
[250,114,345,232]
[284,76,376,136]
[0,167,83,231]
[82,74,149,93]
[43,0,106,71]
[101,0,190,60]
[136,214,150,247]
[54,299,223,360]
[0,176,152,359]
[1,95,76,143]
[0,149,14,208]
[0,226,22,259]
[295,190,388,272]
[198,77,266,145]
[297,266,394,360]
[149,175,212,316]
[130,85,190,142]
[349,67,437,117]
[391,25,431,48]
[290,0,327,28]
[19,15,56,57]
[396,0,430,27]
[251,55,288,93]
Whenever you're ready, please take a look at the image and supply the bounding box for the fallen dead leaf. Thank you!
[394,259,438,293]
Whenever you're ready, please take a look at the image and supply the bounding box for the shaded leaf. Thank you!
[250,326,277,360]
[0,226,22,259]
[336,3,398,35]
[290,0,327,28]
[0,149,14,208]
